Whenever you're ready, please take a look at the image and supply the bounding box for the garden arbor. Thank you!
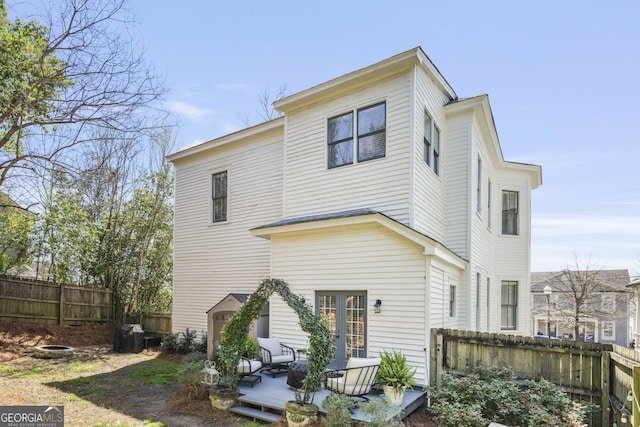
[217,278,334,405]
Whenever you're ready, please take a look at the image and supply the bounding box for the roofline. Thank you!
[445,95,542,189]
[251,210,467,270]
[166,117,284,163]
[274,47,457,113]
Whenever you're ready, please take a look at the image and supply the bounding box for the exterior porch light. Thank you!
[374,299,382,314]
[543,285,553,337]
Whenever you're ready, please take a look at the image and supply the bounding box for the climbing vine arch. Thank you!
[217,278,334,404]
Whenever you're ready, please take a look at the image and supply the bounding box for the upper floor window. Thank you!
[423,110,440,175]
[601,295,615,312]
[501,190,519,235]
[487,180,492,228]
[501,280,518,330]
[477,157,482,213]
[212,171,227,223]
[328,102,385,168]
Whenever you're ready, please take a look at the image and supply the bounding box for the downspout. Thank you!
[424,254,432,392]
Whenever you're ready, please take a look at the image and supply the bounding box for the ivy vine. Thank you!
[217,277,335,405]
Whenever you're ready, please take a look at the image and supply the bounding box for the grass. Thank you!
[128,359,180,385]
[0,363,49,378]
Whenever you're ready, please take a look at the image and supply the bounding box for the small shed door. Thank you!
[212,311,234,345]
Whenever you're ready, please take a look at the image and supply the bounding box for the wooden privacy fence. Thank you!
[430,329,640,427]
[125,312,172,337]
[0,275,113,325]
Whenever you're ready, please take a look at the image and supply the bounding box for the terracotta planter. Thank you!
[285,401,318,427]
[383,385,405,406]
[209,386,239,410]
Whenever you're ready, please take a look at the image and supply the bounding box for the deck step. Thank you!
[230,404,282,423]
[236,394,282,411]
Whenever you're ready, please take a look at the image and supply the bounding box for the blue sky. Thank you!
[129,1,639,275]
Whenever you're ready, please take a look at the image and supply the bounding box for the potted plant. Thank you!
[209,306,257,409]
[376,349,416,406]
[283,289,334,427]
[208,344,241,410]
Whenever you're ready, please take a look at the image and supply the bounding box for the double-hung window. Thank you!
[449,285,456,317]
[501,280,518,330]
[602,321,615,340]
[212,171,227,223]
[423,110,440,175]
[477,157,482,213]
[328,102,386,168]
[501,190,519,235]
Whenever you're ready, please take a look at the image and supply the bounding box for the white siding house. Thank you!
[167,47,542,384]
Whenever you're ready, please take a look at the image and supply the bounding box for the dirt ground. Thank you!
[0,322,437,426]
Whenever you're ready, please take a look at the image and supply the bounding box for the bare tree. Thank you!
[238,84,286,127]
[0,0,168,188]
[533,256,632,342]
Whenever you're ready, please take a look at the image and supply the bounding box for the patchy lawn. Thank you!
[0,322,437,426]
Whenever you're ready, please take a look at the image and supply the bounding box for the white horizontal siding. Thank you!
[268,222,429,383]
[283,72,413,225]
[171,132,283,334]
[443,115,471,258]
[412,66,451,242]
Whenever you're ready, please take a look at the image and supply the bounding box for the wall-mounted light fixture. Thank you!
[374,299,382,314]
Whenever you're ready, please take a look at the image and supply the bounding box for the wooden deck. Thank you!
[230,372,427,424]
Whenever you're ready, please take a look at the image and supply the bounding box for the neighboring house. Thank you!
[167,47,542,384]
[530,269,633,346]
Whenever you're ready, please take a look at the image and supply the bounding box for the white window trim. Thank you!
[602,321,615,340]
[209,169,229,225]
[327,101,386,169]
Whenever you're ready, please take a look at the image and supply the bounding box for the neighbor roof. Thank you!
[531,269,631,292]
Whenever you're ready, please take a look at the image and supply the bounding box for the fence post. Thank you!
[430,329,443,389]
[58,284,64,325]
[633,365,640,427]
[601,350,610,427]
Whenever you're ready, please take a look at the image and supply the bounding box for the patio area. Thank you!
[230,371,427,423]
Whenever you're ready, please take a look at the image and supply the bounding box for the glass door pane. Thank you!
[345,295,366,358]
[317,291,366,369]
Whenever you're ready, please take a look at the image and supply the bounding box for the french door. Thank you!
[316,291,367,369]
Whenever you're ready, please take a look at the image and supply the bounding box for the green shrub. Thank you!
[178,359,208,400]
[241,336,259,359]
[322,393,353,427]
[182,351,207,364]
[161,333,179,353]
[161,329,207,354]
[357,398,403,427]
[430,366,594,427]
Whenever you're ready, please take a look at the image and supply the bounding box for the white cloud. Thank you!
[531,213,640,274]
[532,214,640,237]
[165,100,216,123]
